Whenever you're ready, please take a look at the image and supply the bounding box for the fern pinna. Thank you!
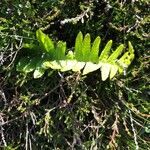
[17,29,135,81]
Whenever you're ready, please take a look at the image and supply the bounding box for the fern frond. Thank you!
[17,30,135,80]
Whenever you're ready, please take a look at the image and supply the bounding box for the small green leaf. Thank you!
[33,60,45,78]
[72,62,85,72]
[23,43,38,49]
[43,60,61,70]
[117,52,129,73]
[101,63,111,81]
[16,57,30,72]
[75,31,83,61]
[23,57,38,73]
[33,67,45,78]
[82,62,100,75]
[117,49,134,74]
[36,29,54,55]
[66,51,74,59]
[129,54,135,62]
[60,60,76,72]
[118,52,129,63]
[0,26,7,31]
[108,44,124,62]
[90,36,101,62]
[55,41,66,60]
[99,40,112,61]
[128,41,134,54]
[82,33,91,61]
[109,65,118,79]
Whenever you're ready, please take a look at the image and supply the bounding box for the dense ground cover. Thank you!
[0,0,149,149]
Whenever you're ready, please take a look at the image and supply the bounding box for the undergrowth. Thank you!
[0,0,149,149]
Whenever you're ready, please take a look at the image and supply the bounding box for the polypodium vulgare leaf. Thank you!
[16,30,135,81]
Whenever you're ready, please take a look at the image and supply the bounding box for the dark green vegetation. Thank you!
[0,0,149,149]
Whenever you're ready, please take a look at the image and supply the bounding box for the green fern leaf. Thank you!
[82,33,91,61]
[99,40,112,61]
[54,41,66,60]
[75,31,83,61]
[34,67,45,78]
[66,51,74,59]
[16,57,30,72]
[128,41,134,54]
[101,63,111,81]
[107,44,124,62]
[117,53,134,74]
[17,30,135,81]
[60,60,76,72]
[23,57,38,73]
[72,62,85,72]
[117,42,134,74]
[82,62,100,75]
[42,60,62,70]
[36,29,54,55]
[90,36,101,62]
[34,60,45,78]
[109,65,118,79]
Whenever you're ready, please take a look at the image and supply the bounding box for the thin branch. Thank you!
[25,122,29,150]
[60,8,90,25]
[0,89,7,106]
[0,115,7,147]
[0,33,37,40]
[129,110,139,150]
[6,38,23,69]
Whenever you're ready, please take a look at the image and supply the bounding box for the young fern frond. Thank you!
[16,30,135,81]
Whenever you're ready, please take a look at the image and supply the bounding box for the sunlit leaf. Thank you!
[90,36,101,62]
[66,51,74,59]
[82,62,100,75]
[109,65,118,79]
[128,41,134,54]
[60,60,77,72]
[101,63,111,81]
[54,41,66,60]
[33,67,45,78]
[75,31,83,61]
[82,33,91,61]
[99,40,112,61]
[108,44,124,62]
[36,29,54,55]
[42,60,61,70]
[72,62,85,72]
[17,31,135,81]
